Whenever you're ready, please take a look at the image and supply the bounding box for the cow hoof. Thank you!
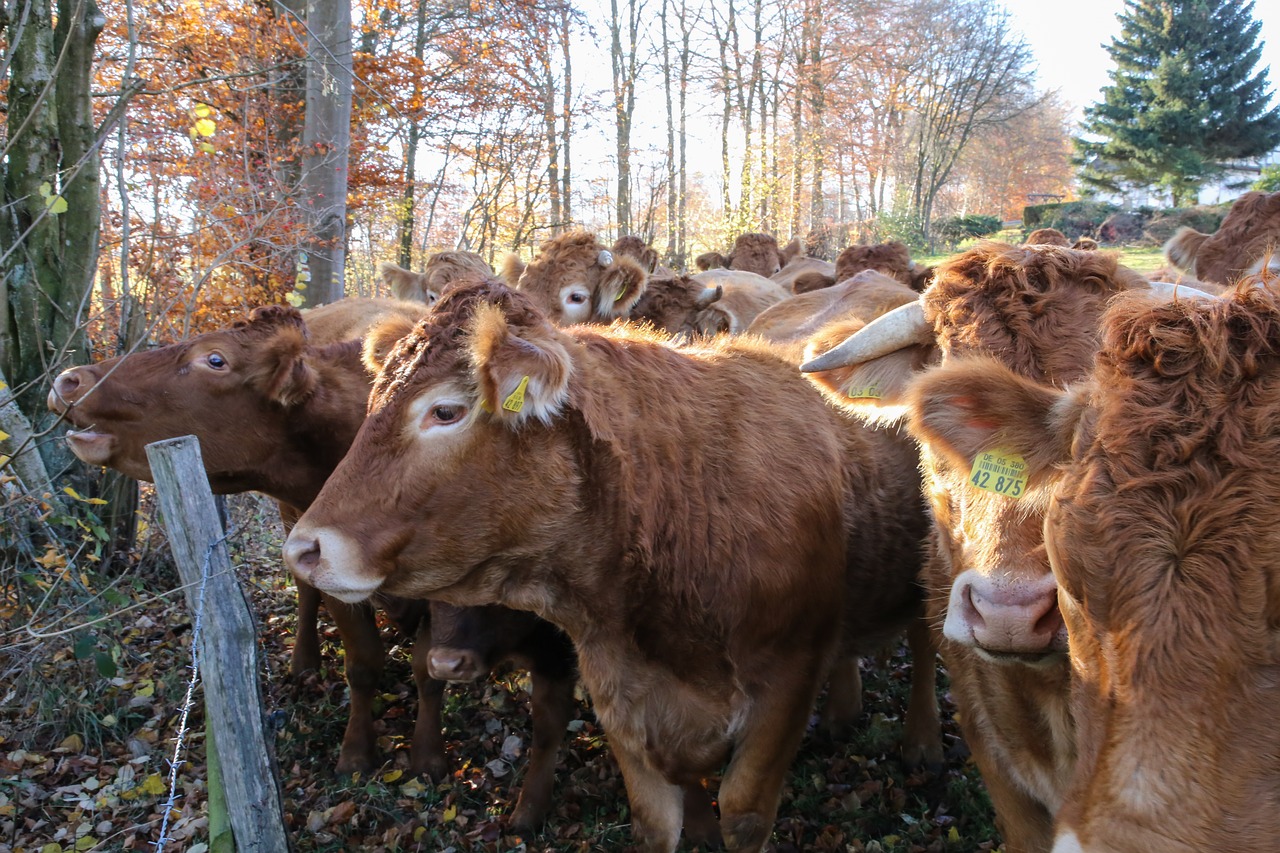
[335,749,376,776]
[289,646,321,677]
[901,739,945,772]
[409,750,449,782]
[509,801,549,834]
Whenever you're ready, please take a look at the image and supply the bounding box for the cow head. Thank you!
[628,274,723,336]
[918,281,1280,851]
[835,241,915,287]
[726,232,783,277]
[611,235,659,274]
[510,230,646,325]
[380,253,492,305]
[285,279,586,608]
[47,306,329,486]
[802,243,1149,664]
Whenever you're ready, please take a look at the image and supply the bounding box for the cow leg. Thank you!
[901,616,943,768]
[278,501,322,676]
[716,671,816,852]
[681,783,723,849]
[291,578,323,675]
[509,666,576,831]
[409,619,449,780]
[978,758,1055,853]
[818,654,862,733]
[324,595,384,774]
[611,741,683,853]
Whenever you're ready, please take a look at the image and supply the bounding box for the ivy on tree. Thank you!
[1075,0,1280,206]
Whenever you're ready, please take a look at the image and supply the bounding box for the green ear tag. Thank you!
[968,449,1028,499]
[502,375,530,413]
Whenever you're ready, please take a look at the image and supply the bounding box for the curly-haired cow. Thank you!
[695,232,802,278]
[910,277,1280,853]
[284,278,937,852]
[1164,190,1280,285]
[790,242,920,294]
[46,300,577,830]
[1024,227,1071,247]
[379,251,492,304]
[503,230,649,325]
[801,242,1154,853]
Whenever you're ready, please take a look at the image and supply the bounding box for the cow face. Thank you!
[47,306,322,486]
[924,285,1280,851]
[285,280,583,609]
[512,230,646,325]
[629,275,723,337]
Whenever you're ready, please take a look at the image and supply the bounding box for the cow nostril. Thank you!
[54,371,82,402]
[287,537,322,578]
[1034,602,1064,638]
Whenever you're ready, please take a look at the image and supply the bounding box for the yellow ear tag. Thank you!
[613,287,626,303]
[844,381,883,399]
[502,375,530,413]
[968,448,1029,499]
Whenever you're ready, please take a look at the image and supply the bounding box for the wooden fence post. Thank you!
[146,435,290,852]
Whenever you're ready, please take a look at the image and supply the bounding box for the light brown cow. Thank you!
[790,241,920,294]
[505,229,648,325]
[658,269,789,334]
[1164,190,1280,285]
[907,277,1280,853]
[378,251,492,304]
[694,233,802,278]
[1025,227,1071,247]
[45,300,577,828]
[770,256,837,293]
[801,242,1152,853]
[747,271,918,358]
[284,278,936,853]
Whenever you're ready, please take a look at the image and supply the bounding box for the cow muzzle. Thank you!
[283,527,384,604]
[427,647,486,682]
[944,569,1068,660]
[47,365,98,413]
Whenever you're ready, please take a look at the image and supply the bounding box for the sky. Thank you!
[1001,0,1280,119]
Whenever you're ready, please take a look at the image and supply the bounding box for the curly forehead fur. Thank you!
[1024,228,1070,247]
[835,242,913,284]
[728,232,781,277]
[370,278,545,406]
[924,241,1148,383]
[611,235,659,273]
[237,305,308,338]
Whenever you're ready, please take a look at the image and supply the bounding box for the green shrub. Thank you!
[933,214,1003,247]
[1022,201,1119,238]
[1252,164,1280,192]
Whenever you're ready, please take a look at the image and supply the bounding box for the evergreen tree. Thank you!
[1075,0,1280,206]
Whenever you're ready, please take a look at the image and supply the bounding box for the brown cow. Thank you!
[770,256,837,293]
[1164,190,1280,285]
[696,233,801,278]
[747,271,918,357]
[633,269,788,335]
[284,278,937,852]
[907,277,1280,852]
[801,243,1153,853]
[379,252,492,304]
[506,229,648,325]
[1024,227,1071,247]
[627,273,724,336]
[1070,237,1098,251]
[45,300,577,828]
[790,242,919,294]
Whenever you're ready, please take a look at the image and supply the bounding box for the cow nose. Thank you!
[945,570,1067,656]
[427,648,483,682]
[284,535,322,583]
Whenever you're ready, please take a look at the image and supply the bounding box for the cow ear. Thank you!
[906,357,1082,485]
[802,317,935,424]
[243,313,318,407]
[468,302,573,426]
[780,236,803,267]
[379,261,427,302]
[363,315,419,374]
[499,252,526,286]
[596,254,647,318]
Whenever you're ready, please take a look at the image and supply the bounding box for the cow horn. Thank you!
[597,249,614,267]
[1146,280,1218,300]
[800,298,932,373]
[695,285,723,307]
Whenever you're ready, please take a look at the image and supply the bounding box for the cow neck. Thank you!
[261,339,371,510]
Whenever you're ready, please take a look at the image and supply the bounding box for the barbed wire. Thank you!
[152,527,233,852]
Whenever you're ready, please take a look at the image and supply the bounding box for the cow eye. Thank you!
[206,352,228,370]
[428,404,466,425]
[567,291,588,305]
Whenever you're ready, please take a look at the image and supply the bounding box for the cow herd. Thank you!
[45,192,1280,853]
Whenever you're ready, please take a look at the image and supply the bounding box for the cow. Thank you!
[746,271,918,357]
[1164,190,1280,285]
[503,229,648,326]
[610,234,678,279]
[283,278,938,853]
[632,269,789,336]
[1070,237,1098,251]
[789,241,920,294]
[800,242,1153,853]
[45,300,577,828]
[378,251,492,305]
[770,256,837,294]
[694,233,802,278]
[1024,228,1071,247]
[903,277,1280,852]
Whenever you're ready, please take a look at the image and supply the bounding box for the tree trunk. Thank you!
[662,0,676,258]
[560,3,573,227]
[609,0,638,236]
[299,0,353,306]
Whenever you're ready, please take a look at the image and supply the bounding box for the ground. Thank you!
[1,488,1001,853]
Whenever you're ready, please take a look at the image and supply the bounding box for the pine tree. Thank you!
[1075,0,1280,206]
